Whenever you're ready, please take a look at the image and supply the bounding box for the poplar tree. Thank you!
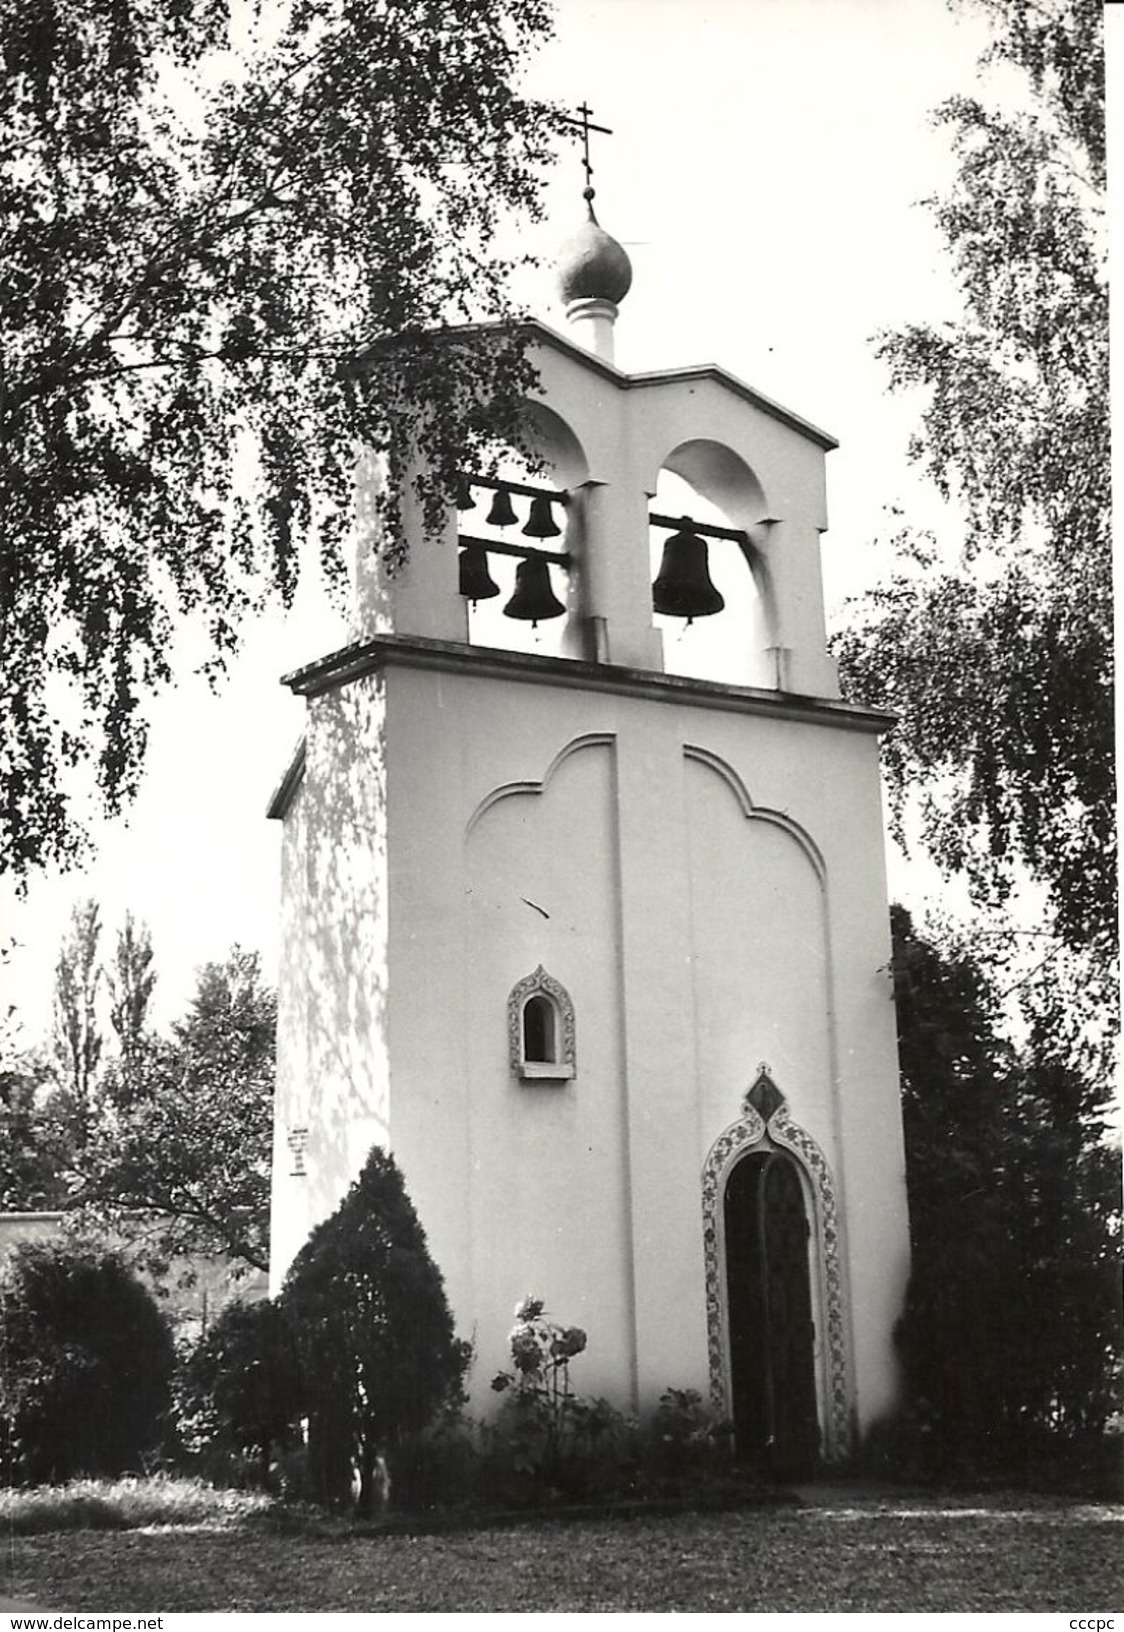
[50,897,104,1150]
[106,911,157,1093]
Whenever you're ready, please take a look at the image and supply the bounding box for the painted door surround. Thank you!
[702,1066,853,1461]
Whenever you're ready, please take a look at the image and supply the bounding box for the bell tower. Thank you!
[268,174,911,1468]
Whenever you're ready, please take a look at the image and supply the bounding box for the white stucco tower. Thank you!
[268,197,911,1470]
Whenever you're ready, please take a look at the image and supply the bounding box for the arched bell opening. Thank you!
[458,407,590,662]
[649,440,776,688]
[519,402,590,492]
[458,468,575,661]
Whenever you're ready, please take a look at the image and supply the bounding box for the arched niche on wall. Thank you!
[650,438,776,688]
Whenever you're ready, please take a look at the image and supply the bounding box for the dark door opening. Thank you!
[723,1149,819,1477]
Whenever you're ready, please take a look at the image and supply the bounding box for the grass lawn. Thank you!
[4,1492,1120,1612]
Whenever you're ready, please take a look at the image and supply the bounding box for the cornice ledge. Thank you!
[281,635,894,733]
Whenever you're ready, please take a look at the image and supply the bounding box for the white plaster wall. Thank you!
[269,777,309,1285]
[811,728,911,1435]
[269,676,391,1289]
[462,741,634,1404]
[604,707,712,1406]
[351,444,468,646]
[345,659,907,1429]
[270,659,908,1444]
[683,756,833,1158]
[678,712,909,1437]
[379,674,635,1407]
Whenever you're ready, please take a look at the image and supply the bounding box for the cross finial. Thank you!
[560,102,613,206]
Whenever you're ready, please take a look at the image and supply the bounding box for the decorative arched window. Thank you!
[507,966,575,1081]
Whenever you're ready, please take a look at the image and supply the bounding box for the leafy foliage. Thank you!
[485,1304,738,1506]
[488,1295,617,1498]
[645,1387,733,1490]
[72,948,275,1273]
[3,912,274,1260]
[177,1299,301,1486]
[1,0,559,877]
[280,1146,468,1513]
[833,0,1113,982]
[0,1053,68,1210]
[0,1241,175,1484]
[889,905,1120,1475]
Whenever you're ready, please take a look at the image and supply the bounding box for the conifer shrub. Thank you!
[0,1241,175,1484]
[279,1147,469,1513]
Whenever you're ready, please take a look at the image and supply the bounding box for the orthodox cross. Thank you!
[560,102,613,196]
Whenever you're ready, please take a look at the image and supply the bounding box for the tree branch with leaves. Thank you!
[2,0,561,878]
[71,947,275,1275]
[833,0,1113,992]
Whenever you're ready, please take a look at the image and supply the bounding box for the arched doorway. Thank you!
[723,1148,820,1475]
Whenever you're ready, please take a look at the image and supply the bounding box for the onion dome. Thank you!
[557,189,633,306]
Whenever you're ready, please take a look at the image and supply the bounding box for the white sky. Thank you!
[1,0,1109,1048]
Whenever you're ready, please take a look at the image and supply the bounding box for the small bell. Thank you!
[521,494,561,539]
[485,487,518,528]
[652,520,725,623]
[456,477,476,511]
[458,543,500,604]
[503,557,566,627]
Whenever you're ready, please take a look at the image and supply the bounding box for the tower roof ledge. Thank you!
[624,360,838,452]
[350,318,838,451]
[472,318,840,452]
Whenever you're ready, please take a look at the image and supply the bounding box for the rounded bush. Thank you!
[178,1297,301,1486]
[0,1241,175,1484]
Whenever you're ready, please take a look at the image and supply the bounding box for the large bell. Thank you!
[503,556,566,626]
[458,542,500,604]
[652,521,725,622]
[485,487,518,527]
[521,494,561,539]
